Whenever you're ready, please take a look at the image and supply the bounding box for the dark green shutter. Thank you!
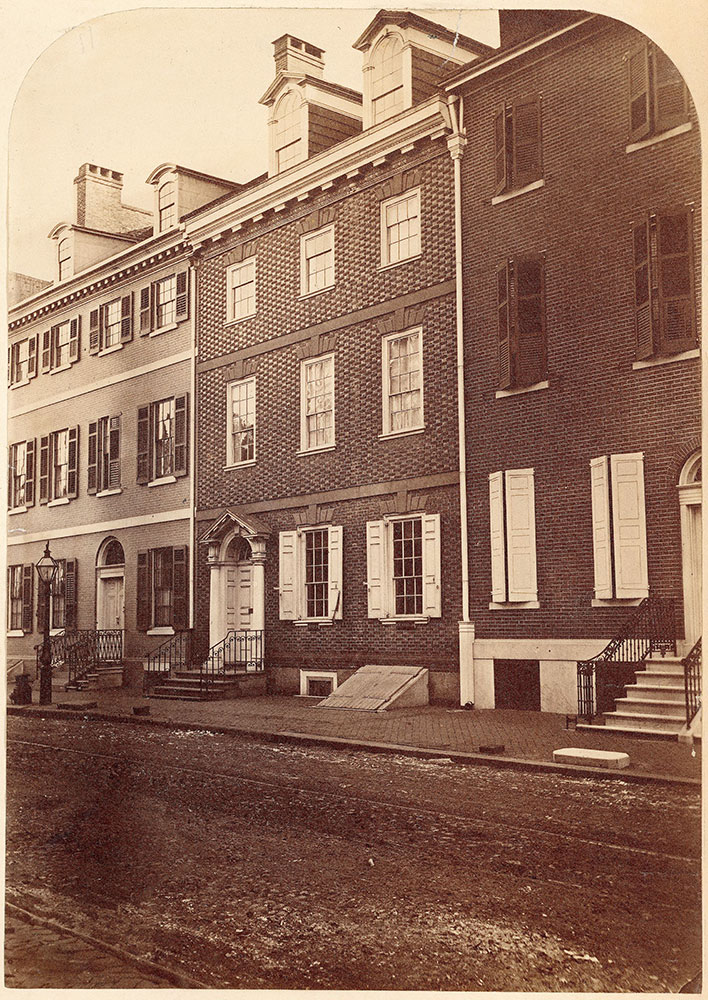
[88,421,98,494]
[25,439,35,507]
[511,96,542,189]
[69,316,81,362]
[497,261,512,389]
[173,394,189,477]
[121,293,133,343]
[633,217,654,359]
[22,565,34,633]
[139,286,153,335]
[656,208,695,355]
[108,416,121,487]
[514,255,547,388]
[172,546,189,629]
[65,559,78,629]
[628,43,651,141]
[175,270,189,321]
[494,104,507,196]
[67,426,79,499]
[89,309,101,354]
[137,551,150,630]
[137,405,151,483]
[41,330,52,372]
[39,435,50,503]
[28,334,38,378]
[652,47,688,134]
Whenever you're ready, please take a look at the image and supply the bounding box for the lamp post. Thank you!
[36,541,58,706]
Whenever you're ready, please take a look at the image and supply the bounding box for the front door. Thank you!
[99,575,124,631]
[225,562,253,631]
[682,502,702,645]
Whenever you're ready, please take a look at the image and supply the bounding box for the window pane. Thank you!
[387,332,422,432]
[156,276,176,327]
[392,518,423,615]
[230,261,256,319]
[385,193,420,265]
[303,356,334,449]
[53,430,69,498]
[154,399,175,477]
[305,528,329,618]
[304,230,334,293]
[104,299,121,348]
[230,379,255,463]
[9,566,23,630]
[54,322,72,368]
[153,549,173,626]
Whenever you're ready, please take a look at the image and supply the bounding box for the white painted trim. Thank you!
[294,619,335,627]
[489,601,540,610]
[380,616,429,625]
[8,506,28,516]
[50,363,73,376]
[296,445,336,457]
[679,485,701,506]
[7,630,25,638]
[47,497,70,507]
[380,187,421,267]
[299,669,338,695]
[625,121,692,153]
[226,375,257,467]
[149,321,178,338]
[381,326,424,437]
[378,427,425,441]
[9,378,31,390]
[97,343,124,358]
[495,380,549,399]
[299,352,335,453]
[148,475,177,488]
[7,507,189,546]
[8,350,191,419]
[299,224,335,297]
[225,257,257,323]
[591,598,643,607]
[491,179,545,206]
[224,460,257,470]
[147,626,175,636]
[378,253,422,274]
[95,488,123,498]
[632,348,699,370]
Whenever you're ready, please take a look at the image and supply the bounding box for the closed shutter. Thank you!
[136,551,151,630]
[365,519,386,618]
[67,426,79,498]
[656,209,695,355]
[489,471,507,602]
[512,96,542,188]
[22,565,34,633]
[120,293,134,343]
[65,559,78,629]
[28,334,38,379]
[514,255,546,387]
[25,438,36,507]
[628,43,651,141]
[172,545,189,629]
[173,393,189,477]
[497,262,512,389]
[633,218,654,360]
[87,421,98,494]
[139,285,153,335]
[278,530,298,620]
[505,468,537,603]
[494,104,507,195]
[610,452,649,599]
[327,525,343,620]
[108,416,121,487]
[652,47,687,133]
[175,270,189,321]
[39,434,50,503]
[69,316,81,362]
[590,456,614,599]
[89,309,101,354]
[8,345,12,385]
[41,330,52,372]
[422,513,442,618]
[137,405,151,484]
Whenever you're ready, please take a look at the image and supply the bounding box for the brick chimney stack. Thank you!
[273,35,325,78]
[74,163,151,233]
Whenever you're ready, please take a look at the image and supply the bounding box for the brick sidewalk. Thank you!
[7,675,701,782]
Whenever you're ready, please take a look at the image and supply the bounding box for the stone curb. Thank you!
[7,704,701,787]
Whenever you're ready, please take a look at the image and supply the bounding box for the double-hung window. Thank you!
[9,335,38,386]
[8,439,35,509]
[227,258,256,322]
[7,564,33,634]
[137,546,189,631]
[58,238,72,280]
[89,294,133,354]
[370,35,404,124]
[300,355,334,452]
[156,276,176,328]
[496,255,547,389]
[88,416,121,494]
[103,299,122,348]
[39,427,79,504]
[139,271,189,334]
[137,395,189,484]
[227,378,256,466]
[40,318,80,373]
[494,96,543,196]
[53,322,72,369]
[300,226,334,296]
[278,525,343,622]
[274,91,303,172]
[590,453,649,602]
[366,513,441,620]
[381,189,420,266]
[488,469,538,606]
[628,43,688,144]
[158,181,177,231]
[382,328,423,435]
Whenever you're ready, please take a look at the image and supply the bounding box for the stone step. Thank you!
[635,670,687,687]
[614,696,686,716]
[576,722,678,740]
[630,680,685,700]
[148,691,207,702]
[643,657,684,674]
[603,711,685,734]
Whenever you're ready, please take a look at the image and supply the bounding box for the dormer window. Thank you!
[158,181,176,231]
[58,238,72,281]
[371,35,404,124]
[274,91,304,172]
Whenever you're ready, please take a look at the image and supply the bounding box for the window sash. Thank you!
[384,330,423,433]
[52,430,69,499]
[159,182,176,231]
[58,240,72,280]
[392,517,423,616]
[103,299,122,348]
[9,566,23,630]
[304,528,329,619]
[302,356,334,450]
[13,340,30,383]
[228,378,256,465]
[382,191,420,265]
[52,322,72,369]
[156,276,177,328]
[301,227,334,294]
[228,260,256,320]
[51,560,66,629]
[10,442,27,507]
[153,399,175,478]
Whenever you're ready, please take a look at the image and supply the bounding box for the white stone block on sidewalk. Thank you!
[553,748,630,769]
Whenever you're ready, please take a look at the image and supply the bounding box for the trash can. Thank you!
[10,673,33,706]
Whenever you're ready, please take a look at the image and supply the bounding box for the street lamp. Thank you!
[36,541,58,705]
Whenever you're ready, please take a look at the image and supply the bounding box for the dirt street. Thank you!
[6,715,701,991]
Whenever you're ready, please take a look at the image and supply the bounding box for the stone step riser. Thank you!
[627,685,685,701]
[603,714,684,734]
[615,698,686,717]
[643,661,684,674]
[635,672,686,687]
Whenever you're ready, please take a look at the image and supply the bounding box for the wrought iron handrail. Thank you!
[144,630,193,691]
[36,629,123,687]
[577,597,677,722]
[683,637,701,726]
[200,629,264,696]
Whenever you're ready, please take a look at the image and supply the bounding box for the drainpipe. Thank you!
[447,93,475,706]
[188,255,197,633]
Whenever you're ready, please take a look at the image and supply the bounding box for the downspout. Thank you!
[188,252,197,632]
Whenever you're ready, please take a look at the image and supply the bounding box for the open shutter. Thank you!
[633,217,654,359]
[365,519,386,618]
[327,525,343,620]
[628,43,651,142]
[65,559,78,629]
[512,95,542,188]
[494,104,508,195]
[41,330,52,372]
[137,405,151,484]
[67,426,79,499]
[590,456,614,600]
[497,262,512,389]
[8,345,13,385]
[139,285,153,335]
[25,439,35,507]
[69,316,81,362]
[278,530,299,620]
[422,513,442,618]
[22,565,34,633]
[514,255,546,387]
[87,421,98,494]
[173,393,189,477]
[489,471,507,602]
[89,309,101,354]
[505,469,537,602]
[175,270,189,321]
[120,293,133,343]
[39,434,50,503]
[108,416,121,487]
[655,209,695,355]
[172,545,188,629]
[610,452,649,599]
[652,46,687,134]
[28,334,38,379]
[137,551,150,630]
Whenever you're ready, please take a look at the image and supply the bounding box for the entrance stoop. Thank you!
[317,664,428,711]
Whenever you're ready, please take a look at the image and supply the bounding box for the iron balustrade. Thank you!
[683,637,701,726]
[577,597,676,722]
[36,629,123,688]
[143,630,194,692]
[200,629,264,696]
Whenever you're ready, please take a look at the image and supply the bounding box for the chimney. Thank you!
[273,34,324,78]
[74,163,129,231]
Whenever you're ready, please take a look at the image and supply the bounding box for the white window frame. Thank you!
[590,453,649,605]
[278,525,343,623]
[52,321,72,371]
[8,565,23,632]
[58,238,72,281]
[488,468,539,608]
[226,257,257,323]
[299,224,335,297]
[51,429,70,501]
[365,513,441,622]
[299,669,338,697]
[102,297,122,350]
[370,34,405,125]
[380,188,421,268]
[10,338,32,386]
[158,181,177,232]
[226,376,256,468]
[155,275,177,331]
[9,441,27,510]
[381,327,424,438]
[299,353,335,454]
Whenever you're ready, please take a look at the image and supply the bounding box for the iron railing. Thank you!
[36,629,123,688]
[683,637,701,726]
[143,630,194,691]
[200,629,264,696]
[577,597,676,722]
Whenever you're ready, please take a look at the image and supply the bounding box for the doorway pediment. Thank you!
[200,508,271,545]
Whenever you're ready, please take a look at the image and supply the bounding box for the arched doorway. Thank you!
[678,452,701,645]
[96,537,125,631]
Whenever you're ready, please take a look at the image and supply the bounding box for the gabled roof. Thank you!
[47,221,142,242]
[352,9,495,56]
[145,162,243,189]
[260,70,362,107]
[199,508,271,543]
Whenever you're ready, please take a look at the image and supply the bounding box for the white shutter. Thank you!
[610,452,649,599]
[422,513,442,618]
[366,519,386,618]
[328,525,343,620]
[489,471,507,602]
[505,469,538,602]
[278,530,299,619]
[590,456,613,599]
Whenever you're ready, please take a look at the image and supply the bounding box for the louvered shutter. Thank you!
[139,286,153,335]
[28,334,38,379]
[505,469,538,602]
[652,47,687,133]
[65,559,78,629]
[41,330,52,372]
[89,309,101,354]
[175,270,189,321]
[494,104,508,195]
[628,43,651,141]
[514,255,546,387]
[278,530,299,620]
[590,457,614,599]
[69,316,81,362]
[172,546,189,629]
[327,525,343,620]
[173,393,189,476]
[422,513,442,618]
[633,218,654,359]
[8,346,13,385]
[497,262,512,389]
[39,435,50,503]
[87,421,98,494]
[108,416,121,487]
[365,519,386,618]
[512,96,542,188]
[120,293,133,343]
[67,426,79,498]
[489,471,507,602]
[136,551,151,630]
[22,565,34,633]
[656,209,695,355]
[25,439,35,507]
[610,452,649,599]
[137,405,151,484]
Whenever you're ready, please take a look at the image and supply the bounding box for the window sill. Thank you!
[293,619,335,627]
[96,487,123,497]
[47,497,70,507]
[50,628,64,637]
[7,630,25,638]
[8,505,28,515]
[149,322,179,338]
[9,378,31,389]
[147,626,175,636]
[224,459,256,470]
[495,379,549,399]
[225,313,256,327]
[491,178,545,205]
[489,601,540,610]
[298,285,335,301]
[378,252,422,272]
[632,349,699,370]
[379,616,430,625]
[625,121,692,153]
[148,475,177,488]
[591,598,644,607]
[378,425,425,441]
[50,363,73,375]
[98,343,123,357]
[296,444,336,457]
